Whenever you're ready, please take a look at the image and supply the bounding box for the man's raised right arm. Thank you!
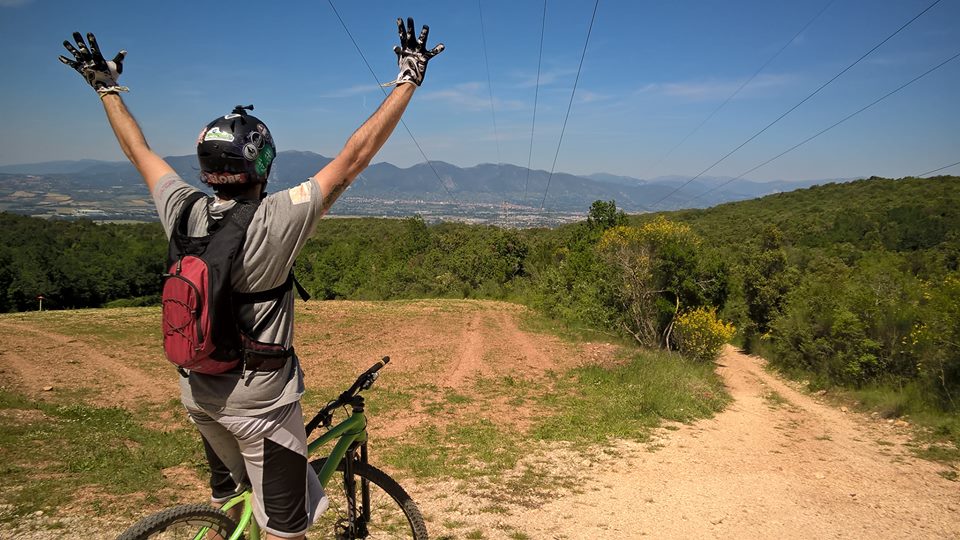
[99,94,173,194]
[59,32,173,194]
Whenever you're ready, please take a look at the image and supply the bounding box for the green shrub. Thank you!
[103,294,161,308]
[673,307,736,362]
[912,274,960,410]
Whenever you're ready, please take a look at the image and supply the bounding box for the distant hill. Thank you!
[640,175,960,254]
[0,152,863,219]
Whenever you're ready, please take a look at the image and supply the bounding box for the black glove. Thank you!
[58,32,128,95]
[384,17,444,87]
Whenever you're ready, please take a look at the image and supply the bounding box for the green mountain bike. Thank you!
[117,357,428,539]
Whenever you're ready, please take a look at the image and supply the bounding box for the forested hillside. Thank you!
[0,213,166,311]
[645,176,960,419]
[1,175,957,422]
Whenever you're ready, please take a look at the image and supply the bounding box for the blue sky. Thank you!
[1,0,958,182]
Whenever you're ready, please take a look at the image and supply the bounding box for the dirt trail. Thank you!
[504,346,960,539]
[0,320,172,408]
[2,304,958,539]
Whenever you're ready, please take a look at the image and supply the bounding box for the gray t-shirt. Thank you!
[153,173,324,415]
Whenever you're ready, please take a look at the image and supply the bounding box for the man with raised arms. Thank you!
[58,18,443,540]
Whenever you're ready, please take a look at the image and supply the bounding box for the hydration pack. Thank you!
[161,192,303,375]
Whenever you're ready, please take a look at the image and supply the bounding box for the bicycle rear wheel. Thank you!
[116,503,239,540]
[310,457,427,539]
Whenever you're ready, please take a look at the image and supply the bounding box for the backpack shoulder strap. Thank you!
[234,272,311,304]
[225,198,260,232]
[174,191,208,237]
[292,274,310,301]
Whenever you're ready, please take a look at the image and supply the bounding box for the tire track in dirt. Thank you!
[444,311,490,387]
[504,346,960,539]
[0,320,172,408]
[492,310,551,378]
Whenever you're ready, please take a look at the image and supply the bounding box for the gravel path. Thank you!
[500,346,960,539]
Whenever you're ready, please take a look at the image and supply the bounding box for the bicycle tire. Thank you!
[116,503,240,540]
[310,457,428,539]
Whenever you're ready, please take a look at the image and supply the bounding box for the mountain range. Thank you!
[0,151,859,219]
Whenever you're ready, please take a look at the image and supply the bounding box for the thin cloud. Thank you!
[0,0,33,6]
[575,89,609,104]
[422,82,525,111]
[636,73,795,101]
[513,67,578,89]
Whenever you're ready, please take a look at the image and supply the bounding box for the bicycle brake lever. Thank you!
[360,372,379,391]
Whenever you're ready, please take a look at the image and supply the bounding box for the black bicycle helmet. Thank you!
[197,105,276,186]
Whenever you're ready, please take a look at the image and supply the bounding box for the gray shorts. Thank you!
[188,401,327,538]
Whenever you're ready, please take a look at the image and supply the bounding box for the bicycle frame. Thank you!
[218,405,368,540]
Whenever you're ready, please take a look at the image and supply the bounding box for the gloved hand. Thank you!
[58,32,128,95]
[384,17,444,87]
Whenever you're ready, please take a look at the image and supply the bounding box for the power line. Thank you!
[647,0,943,210]
[678,50,960,207]
[478,0,502,166]
[326,0,459,205]
[478,1,507,224]
[652,0,836,168]
[540,0,600,210]
[523,0,548,204]
[917,160,960,177]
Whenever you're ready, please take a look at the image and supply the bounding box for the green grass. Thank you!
[533,350,729,444]
[442,519,466,529]
[764,390,790,408]
[765,363,960,464]
[516,309,626,346]
[383,349,729,481]
[2,307,162,345]
[0,390,203,520]
[938,469,958,482]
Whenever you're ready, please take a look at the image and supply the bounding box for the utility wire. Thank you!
[523,0,548,204]
[478,0,502,166]
[652,0,836,168]
[917,160,960,177]
[678,50,960,206]
[647,0,943,210]
[478,0,507,224]
[540,0,600,210]
[326,0,459,204]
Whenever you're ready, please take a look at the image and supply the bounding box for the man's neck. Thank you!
[215,184,264,202]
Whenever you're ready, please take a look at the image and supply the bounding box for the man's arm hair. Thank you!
[311,83,416,214]
[100,93,175,193]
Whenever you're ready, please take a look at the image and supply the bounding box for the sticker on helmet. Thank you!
[204,127,234,142]
[202,171,248,184]
[223,113,242,120]
[255,145,275,177]
[197,127,208,145]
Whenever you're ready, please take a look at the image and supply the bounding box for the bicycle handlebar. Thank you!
[305,357,390,436]
[341,356,390,399]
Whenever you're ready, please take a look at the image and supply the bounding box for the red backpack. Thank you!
[162,192,310,375]
[161,192,261,375]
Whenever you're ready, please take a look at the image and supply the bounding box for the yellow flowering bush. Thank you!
[673,308,736,362]
[596,217,709,349]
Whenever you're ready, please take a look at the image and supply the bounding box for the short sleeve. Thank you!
[235,179,326,291]
[152,173,202,239]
